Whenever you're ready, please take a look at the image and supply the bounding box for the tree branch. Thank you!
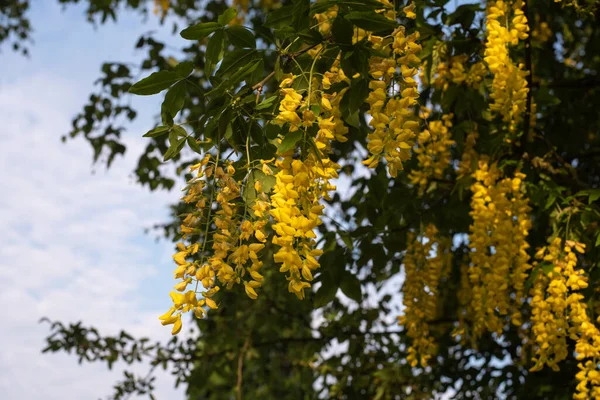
[236,337,251,400]
[522,0,533,140]
[530,77,600,89]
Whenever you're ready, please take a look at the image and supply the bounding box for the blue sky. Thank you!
[0,2,190,399]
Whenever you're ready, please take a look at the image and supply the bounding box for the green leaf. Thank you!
[161,80,187,120]
[310,0,339,15]
[278,130,303,153]
[219,109,233,138]
[596,232,600,247]
[218,7,238,25]
[250,121,265,145]
[226,26,256,48]
[348,78,369,114]
[345,11,398,32]
[227,58,262,86]
[251,142,278,160]
[339,232,353,249]
[187,136,201,154]
[588,189,600,204]
[206,29,225,75]
[174,61,194,78]
[256,95,278,110]
[129,71,180,96]
[314,274,338,308]
[442,84,459,109]
[446,4,481,29]
[224,122,235,148]
[332,15,354,46]
[163,136,186,161]
[243,169,277,203]
[340,272,362,302]
[250,58,265,88]
[264,5,294,29]
[524,265,539,294]
[344,111,359,128]
[265,122,281,140]
[544,193,557,210]
[292,0,310,32]
[216,49,258,78]
[321,248,345,282]
[143,126,170,138]
[274,56,283,81]
[540,261,555,275]
[208,57,260,97]
[340,0,388,11]
[168,129,178,146]
[171,124,187,138]
[180,22,222,40]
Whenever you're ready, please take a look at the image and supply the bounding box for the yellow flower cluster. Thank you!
[230,0,278,25]
[160,151,272,333]
[554,0,599,14]
[313,5,338,35]
[212,164,268,298]
[468,161,532,338]
[403,2,417,19]
[531,17,553,45]
[484,0,530,132]
[270,70,346,299]
[363,25,422,177]
[529,239,600,399]
[409,114,455,193]
[431,56,488,91]
[457,128,479,179]
[398,225,452,367]
[454,263,473,345]
[160,156,213,334]
[230,0,249,24]
[153,0,169,16]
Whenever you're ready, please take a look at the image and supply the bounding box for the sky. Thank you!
[0,2,189,399]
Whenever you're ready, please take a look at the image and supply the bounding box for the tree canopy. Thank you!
[5,0,600,398]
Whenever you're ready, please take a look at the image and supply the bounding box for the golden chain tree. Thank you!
[17,0,600,398]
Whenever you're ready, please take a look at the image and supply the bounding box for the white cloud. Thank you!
[0,72,187,399]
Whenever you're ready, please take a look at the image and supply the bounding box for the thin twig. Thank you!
[252,70,275,91]
[522,0,533,140]
[251,42,322,92]
[530,77,600,89]
[236,337,251,400]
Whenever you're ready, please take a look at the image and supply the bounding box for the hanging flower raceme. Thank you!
[409,114,455,193]
[484,0,530,133]
[362,15,422,177]
[457,128,479,179]
[429,56,488,91]
[159,151,272,334]
[467,160,532,339]
[313,4,338,35]
[529,238,600,399]
[269,70,344,300]
[398,225,452,368]
[531,16,553,45]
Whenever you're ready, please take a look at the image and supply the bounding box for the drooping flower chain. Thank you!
[409,113,455,193]
[398,225,452,367]
[529,238,600,399]
[467,160,532,339]
[362,3,422,177]
[484,0,530,133]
